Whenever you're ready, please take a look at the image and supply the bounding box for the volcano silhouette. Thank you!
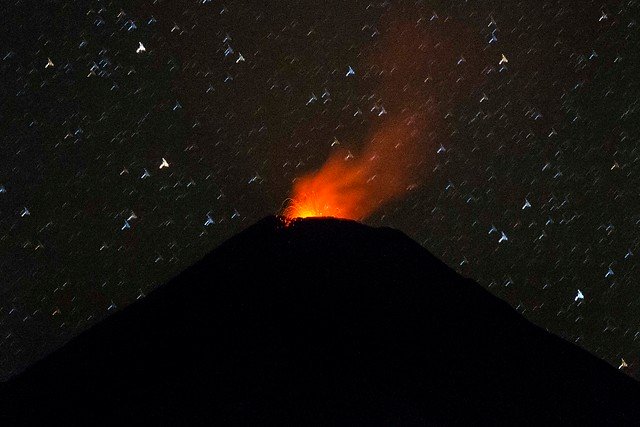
[2,216,639,424]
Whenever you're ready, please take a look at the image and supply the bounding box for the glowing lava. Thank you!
[284,115,428,222]
[283,151,369,220]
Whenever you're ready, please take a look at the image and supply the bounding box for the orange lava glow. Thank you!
[283,152,370,220]
[284,114,428,221]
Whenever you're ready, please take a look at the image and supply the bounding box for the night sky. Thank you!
[1,0,639,380]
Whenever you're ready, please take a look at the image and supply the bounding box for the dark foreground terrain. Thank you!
[2,216,639,425]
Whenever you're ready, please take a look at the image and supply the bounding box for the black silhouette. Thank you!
[2,216,639,425]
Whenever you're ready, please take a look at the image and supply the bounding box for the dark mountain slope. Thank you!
[1,216,639,425]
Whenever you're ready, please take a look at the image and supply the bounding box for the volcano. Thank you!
[2,216,639,424]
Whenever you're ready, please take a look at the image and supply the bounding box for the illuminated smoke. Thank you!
[284,13,442,221]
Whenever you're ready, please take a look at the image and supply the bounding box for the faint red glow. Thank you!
[283,10,483,223]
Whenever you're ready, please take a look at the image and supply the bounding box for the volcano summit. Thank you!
[2,216,639,424]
